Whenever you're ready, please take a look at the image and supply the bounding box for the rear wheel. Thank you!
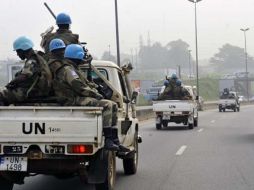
[0,175,14,190]
[237,107,240,112]
[95,151,116,190]
[188,123,194,130]
[223,109,226,112]
[156,116,162,130]
[162,121,168,128]
[194,118,198,127]
[234,107,236,112]
[123,134,138,175]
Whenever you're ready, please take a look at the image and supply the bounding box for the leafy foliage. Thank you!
[210,43,254,72]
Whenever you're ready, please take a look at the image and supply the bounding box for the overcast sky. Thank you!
[0,0,254,61]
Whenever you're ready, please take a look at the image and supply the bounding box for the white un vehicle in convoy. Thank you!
[153,86,198,130]
[0,61,142,190]
[218,91,240,112]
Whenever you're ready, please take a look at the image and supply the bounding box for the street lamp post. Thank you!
[240,28,250,101]
[114,0,121,67]
[188,49,192,78]
[188,0,202,97]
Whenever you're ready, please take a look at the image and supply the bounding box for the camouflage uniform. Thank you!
[174,86,191,100]
[49,59,117,128]
[0,51,52,105]
[157,78,176,100]
[42,29,79,60]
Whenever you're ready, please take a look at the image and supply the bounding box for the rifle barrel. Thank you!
[44,2,56,19]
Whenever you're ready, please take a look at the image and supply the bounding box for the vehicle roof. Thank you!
[81,60,120,70]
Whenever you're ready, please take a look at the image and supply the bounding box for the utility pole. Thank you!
[188,0,203,97]
[114,0,121,66]
[188,49,192,78]
[240,28,250,101]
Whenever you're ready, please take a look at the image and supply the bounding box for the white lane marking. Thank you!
[198,128,204,132]
[176,145,187,156]
[211,120,215,123]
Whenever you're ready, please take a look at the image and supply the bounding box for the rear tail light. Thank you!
[67,145,93,154]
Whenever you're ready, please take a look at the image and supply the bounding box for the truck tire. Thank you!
[156,123,162,130]
[219,108,221,112]
[188,123,194,130]
[156,116,162,130]
[123,134,138,175]
[237,107,240,112]
[194,118,198,127]
[162,121,168,128]
[0,175,14,190]
[95,151,116,190]
[234,107,236,112]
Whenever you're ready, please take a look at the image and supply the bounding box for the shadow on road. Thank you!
[14,175,94,190]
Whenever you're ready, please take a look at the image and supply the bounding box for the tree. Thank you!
[210,43,254,73]
[166,39,191,69]
[138,39,193,72]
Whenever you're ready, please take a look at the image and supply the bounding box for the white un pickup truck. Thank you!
[153,86,198,130]
[0,61,142,190]
[218,91,240,112]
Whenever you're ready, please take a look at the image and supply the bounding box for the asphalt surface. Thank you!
[14,105,254,190]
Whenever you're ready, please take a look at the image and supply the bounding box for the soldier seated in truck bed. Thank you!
[157,79,191,101]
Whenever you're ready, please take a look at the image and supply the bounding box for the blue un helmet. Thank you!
[64,44,85,60]
[49,38,66,52]
[164,80,170,87]
[176,79,182,86]
[13,36,34,51]
[171,73,178,80]
[56,13,72,25]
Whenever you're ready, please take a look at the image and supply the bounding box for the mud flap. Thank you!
[121,120,132,135]
[87,149,108,184]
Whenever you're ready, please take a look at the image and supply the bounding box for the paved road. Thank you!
[14,105,254,190]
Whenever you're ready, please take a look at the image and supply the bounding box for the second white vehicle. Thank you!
[153,86,198,130]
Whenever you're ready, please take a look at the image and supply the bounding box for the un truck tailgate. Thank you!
[0,107,103,144]
[153,100,194,112]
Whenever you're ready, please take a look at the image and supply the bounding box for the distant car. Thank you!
[188,85,204,111]
[197,96,204,111]
[238,96,245,103]
[145,85,164,101]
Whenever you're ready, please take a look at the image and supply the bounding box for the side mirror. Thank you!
[131,91,138,104]
[196,96,199,101]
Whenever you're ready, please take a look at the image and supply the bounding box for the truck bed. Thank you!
[0,106,103,144]
[153,100,195,112]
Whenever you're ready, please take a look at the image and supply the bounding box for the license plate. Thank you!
[45,145,65,154]
[0,157,27,172]
[4,146,23,154]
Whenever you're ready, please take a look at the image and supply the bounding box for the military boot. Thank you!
[112,128,130,153]
[103,128,120,151]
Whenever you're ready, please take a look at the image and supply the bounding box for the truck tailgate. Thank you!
[0,107,103,144]
[153,100,194,112]
[219,99,236,104]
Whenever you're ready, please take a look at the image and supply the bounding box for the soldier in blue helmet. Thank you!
[49,44,129,152]
[41,13,80,57]
[157,74,178,100]
[0,36,52,105]
[174,79,191,100]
